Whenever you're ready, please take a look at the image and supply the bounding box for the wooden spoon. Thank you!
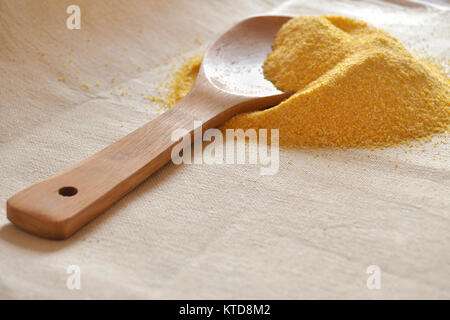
[7,15,292,240]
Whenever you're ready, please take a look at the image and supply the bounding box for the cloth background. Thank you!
[0,0,449,299]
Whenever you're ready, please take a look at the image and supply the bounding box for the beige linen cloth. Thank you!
[0,0,449,299]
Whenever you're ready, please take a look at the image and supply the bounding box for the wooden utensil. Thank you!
[7,15,292,240]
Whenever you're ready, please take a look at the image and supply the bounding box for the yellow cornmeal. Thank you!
[166,16,449,149]
[165,53,203,107]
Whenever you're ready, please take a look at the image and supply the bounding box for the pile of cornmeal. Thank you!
[165,16,449,149]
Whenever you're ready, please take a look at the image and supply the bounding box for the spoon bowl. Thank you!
[204,15,292,96]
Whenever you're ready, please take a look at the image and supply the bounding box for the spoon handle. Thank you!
[6,73,284,240]
[7,98,206,240]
